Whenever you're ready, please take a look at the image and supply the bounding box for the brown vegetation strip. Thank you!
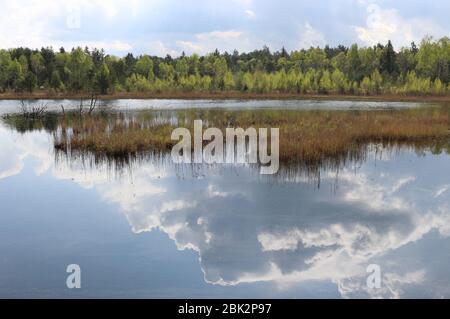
[3,90,450,103]
[53,107,450,165]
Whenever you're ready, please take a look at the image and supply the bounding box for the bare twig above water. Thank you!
[19,99,47,118]
[77,93,99,115]
[88,93,98,114]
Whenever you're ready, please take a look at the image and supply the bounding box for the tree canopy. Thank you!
[1,37,450,96]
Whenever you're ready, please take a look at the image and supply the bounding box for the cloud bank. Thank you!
[0,0,449,56]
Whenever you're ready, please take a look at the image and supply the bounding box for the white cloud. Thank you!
[196,30,243,42]
[176,41,204,55]
[176,30,258,55]
[258,231,300,252]
[339,170,412,212]
[0,0,137,51]
[0,0,450,56]
[245,9,256,19]
[338,269,426,299]
[353,3,448,47]
[53,40,133,52]
[207,184,228,198]
[298,22,327,49]
[147,40,179,57]
[392,176,416,193]
[0,0,59,49]
[434,184,450,198]
[0,125,52,180]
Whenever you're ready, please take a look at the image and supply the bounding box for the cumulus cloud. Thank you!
[244,10,256,19]
[176,30,259,55]
[298,22,327,49]
[0,0,136,51]
[1,0,450,55]
[146,40,179,57]
[353,3,448,47]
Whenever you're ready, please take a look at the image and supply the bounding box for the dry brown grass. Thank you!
[52,107,450,167]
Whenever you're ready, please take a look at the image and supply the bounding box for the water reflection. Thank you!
[0,98,432,116]
[1,110,450,298]
[6,107,450,182]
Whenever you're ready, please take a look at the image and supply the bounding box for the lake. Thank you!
[0,99,449,298]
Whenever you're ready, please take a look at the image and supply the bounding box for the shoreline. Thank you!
[1,91,450,103]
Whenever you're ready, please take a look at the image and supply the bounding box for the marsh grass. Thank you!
[2,112,59,133]
[52,107,450,165]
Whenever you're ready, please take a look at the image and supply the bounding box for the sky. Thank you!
[0,0,449,57]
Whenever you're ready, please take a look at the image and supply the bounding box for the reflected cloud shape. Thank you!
[50,148,450,298]
[0,125,52,180]
[2,121,450,298]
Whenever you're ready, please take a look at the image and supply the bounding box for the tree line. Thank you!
[1,36,450,96]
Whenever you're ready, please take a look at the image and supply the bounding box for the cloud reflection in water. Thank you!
[1,122,450,298]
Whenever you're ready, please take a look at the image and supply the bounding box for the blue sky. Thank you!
[0,0,449,56]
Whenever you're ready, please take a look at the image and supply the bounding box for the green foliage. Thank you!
[371,70,383,94]
[319,70,332,94]
[1,37,449,96]
[125,74,152,92]
[380,40,397,76]
[331,69,348,94]
[94,63,110,94]
[360,77,372,95]
[23,71,37,93]
[346,44,362,82]
[135,55,154,80]
[68,47,93,92]
[157,62,174,82]
[50,70,63,90]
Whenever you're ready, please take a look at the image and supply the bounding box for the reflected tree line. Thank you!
[3,107,450,184]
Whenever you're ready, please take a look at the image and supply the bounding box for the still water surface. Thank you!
[0,99,449,298]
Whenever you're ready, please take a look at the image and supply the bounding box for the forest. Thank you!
[1,36,450,96]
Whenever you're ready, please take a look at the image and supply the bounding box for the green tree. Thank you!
[360,76,372,95]
[241,72,254,91]
[380,40,397,76]
[23,71,37,93]
[135,55,154,80]
[94,63,110,94]
[319,70,333,94]
[305,47,328,70]
[331,69,348,94]
[7,60,24,90]
[346,44,362,82]
[223,71,235,90]
[30,52,45,85]
[212,56,228,89]
[68,48,93,92]
[0,50,12,91]
[158,62,174,82]
[50,70,63,90]
[1,37,450,96]
[432,79,445,95]
[397,45,417,76]
[175,58,189,79]
[370,69,383,94]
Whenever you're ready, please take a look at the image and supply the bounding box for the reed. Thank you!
[52,107,450,167]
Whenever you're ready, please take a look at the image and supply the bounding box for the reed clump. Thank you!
[54,113,175,157]
[53,107,450,165]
